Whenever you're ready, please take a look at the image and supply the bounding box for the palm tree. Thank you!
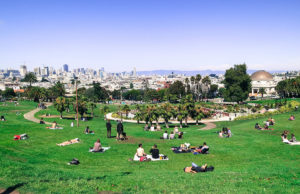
[193,105,204,125]
[134,111,143,124]
[54,97,68,119]
[122,105,131,118]
[101,105,110,119]
[160,103,173,128]
[77,99,88,119]
[24,72,37,86]
[88,101,97,117]
[152,105,161,126]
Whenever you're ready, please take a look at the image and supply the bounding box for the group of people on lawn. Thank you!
[281,130,298,143]
[218,127,232,138]
[254,117,275,130]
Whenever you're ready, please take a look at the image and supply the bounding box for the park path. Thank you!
[23,102,53,125]
[199,122,217,130]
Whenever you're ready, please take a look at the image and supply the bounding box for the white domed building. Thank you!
[250,70,277,96]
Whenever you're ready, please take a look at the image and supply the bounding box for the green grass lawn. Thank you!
[0,101,299,193]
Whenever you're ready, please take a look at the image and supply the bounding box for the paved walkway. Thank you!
[199,122,217,130]
[23,102,53,125]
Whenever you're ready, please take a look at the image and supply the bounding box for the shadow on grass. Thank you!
[1,182,26,194]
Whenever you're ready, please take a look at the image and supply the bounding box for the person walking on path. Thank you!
[106,120,112,138]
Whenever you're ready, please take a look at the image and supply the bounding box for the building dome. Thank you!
[251,70,273,81]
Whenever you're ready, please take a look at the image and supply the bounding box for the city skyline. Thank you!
[1,0,300,71]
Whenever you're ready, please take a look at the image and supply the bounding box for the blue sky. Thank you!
[0,0,300,72]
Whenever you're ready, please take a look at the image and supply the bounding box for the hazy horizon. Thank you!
[1,0,300,71]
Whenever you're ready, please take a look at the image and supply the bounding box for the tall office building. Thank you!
[63,64,69,72]
[133,67,137,77]
[20,65,27,77]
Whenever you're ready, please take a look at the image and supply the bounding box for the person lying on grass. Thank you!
[90,139,102,152]
[46,121,60,129]
[255,123,262,130]
[57,138,80,146]
[136,143,147,157]
[289,115,295,121]
[194,142,209,154]
[184,163,214,173]
[84,126,94,134]
[149,144,160,159]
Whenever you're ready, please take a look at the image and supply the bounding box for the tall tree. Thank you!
[54,97,69,119]
[23,72,37,86]
[169,80,185,99]
[160,103,173,128]
[223,64,252,103]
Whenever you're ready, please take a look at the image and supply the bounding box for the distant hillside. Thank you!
[137,69,285,76]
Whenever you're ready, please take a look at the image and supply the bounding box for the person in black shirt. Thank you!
[149,144,159,159]
[117,120,124,139]
[106,120,112,138]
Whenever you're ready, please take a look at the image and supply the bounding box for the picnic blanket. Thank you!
[89,147,111,153]
[57,138,80,146]
[286,141,300,145]
[133,154,169,161]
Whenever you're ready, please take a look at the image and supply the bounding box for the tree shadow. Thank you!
[1,182,26,194]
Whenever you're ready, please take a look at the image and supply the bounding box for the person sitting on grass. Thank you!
[174,126,179,134]
[255,123,262,130]
[219,131,223,138]
[150,124,155,131]
[194,142,209,154]
[268,117,275,125]
[136,143,146,157]
[290,134,297,142]
[282,134,290,143]
[289,115,295,121]
[178,131,183,139]
[149,144,160,159]
[90,139,102,152]
[184,163,214,173]
[144,124,149,131]
[162,131,168,139]
[1,115,6,121]
[227,128,232,138]
[156,124,161,131]
[169,131,175,139]
[40,118,45,124]
[84,126,94,134]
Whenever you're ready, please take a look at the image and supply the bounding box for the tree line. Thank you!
[118,94,211,128]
